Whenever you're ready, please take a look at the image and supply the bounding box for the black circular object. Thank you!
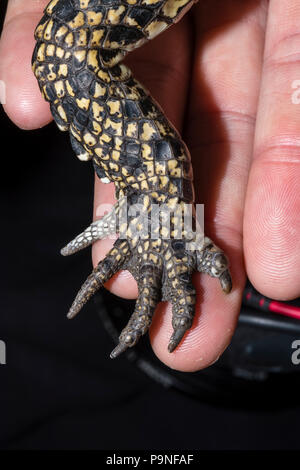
[94,285,300,410]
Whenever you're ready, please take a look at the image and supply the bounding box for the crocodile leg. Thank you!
[32,0,233,358]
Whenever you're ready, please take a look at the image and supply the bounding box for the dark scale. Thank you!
[32,0,232,359]
[50,0,77,22]
[127,8,154,28]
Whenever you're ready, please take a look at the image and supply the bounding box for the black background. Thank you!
[1,0,300,450]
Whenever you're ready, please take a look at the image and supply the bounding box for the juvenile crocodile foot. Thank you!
[62,208,231,358]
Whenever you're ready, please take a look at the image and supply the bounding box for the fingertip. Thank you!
[3,92,52,130]
[244,161,300,301]
[0,14,52,129]
[150,272,242,372]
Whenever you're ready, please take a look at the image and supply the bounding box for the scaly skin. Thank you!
[32,0,232,358]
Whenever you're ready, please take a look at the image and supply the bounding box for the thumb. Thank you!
[0,0,51,129]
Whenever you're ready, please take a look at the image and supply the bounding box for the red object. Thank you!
[243,287,300,321]
[269,301,300,321]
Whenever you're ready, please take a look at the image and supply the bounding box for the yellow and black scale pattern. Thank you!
[32,0,232,358]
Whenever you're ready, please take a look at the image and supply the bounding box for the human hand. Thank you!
[1,0,299,372]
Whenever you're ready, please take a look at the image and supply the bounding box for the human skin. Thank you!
[1,0,300,372]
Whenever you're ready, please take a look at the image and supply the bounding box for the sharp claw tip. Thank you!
[110,343,128,359]
[221,279,232,294]
[223,285,232,294]
[168,327,188,353]
[168,341,177,353]
[220,271,232,294]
